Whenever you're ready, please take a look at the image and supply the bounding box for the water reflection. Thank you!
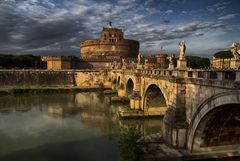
[0,92,163,161]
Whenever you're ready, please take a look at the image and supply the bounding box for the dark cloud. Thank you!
[0,0,93,54]
[0,0,239,55]
[0,2,22,41]
[161,19,171,24]
[128,21,225,44]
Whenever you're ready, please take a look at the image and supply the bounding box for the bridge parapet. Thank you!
[141,69,239,80]
[113,68,240,83]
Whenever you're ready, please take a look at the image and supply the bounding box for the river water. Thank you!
[0,92,163,161]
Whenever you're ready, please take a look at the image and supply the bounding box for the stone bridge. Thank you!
[0,68,239,156]
[110,68,240,155]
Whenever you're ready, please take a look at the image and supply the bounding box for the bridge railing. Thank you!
[185,70,240,81]
[115,68,240,82]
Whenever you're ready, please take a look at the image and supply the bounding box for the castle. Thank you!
[80,22,139,60]
[42,22,141,70]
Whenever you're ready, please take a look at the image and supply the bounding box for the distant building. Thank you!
[212,57,231,69]
[143,54,168,69]
[41,56,77,70]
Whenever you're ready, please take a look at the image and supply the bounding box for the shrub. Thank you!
[118,126,143,161]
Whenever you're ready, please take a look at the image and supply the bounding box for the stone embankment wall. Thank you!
[74,70,111,87]
[0,70,111,88]
[0,70,75,87]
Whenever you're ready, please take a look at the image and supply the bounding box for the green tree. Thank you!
[186,56,210,69]
[118,126,143,161]
[213,50,233,59]
[0,54,42,69]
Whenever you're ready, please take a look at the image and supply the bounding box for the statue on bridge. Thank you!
[144,58,148,65]
[178,40,186,60]
[122,58,125,65]
[111,61,117,69]
[138,52,141,65]
[177,41,187,69]
[168,55,174,64]
[167,55,174,69]
[231,42,240,60]
[121,58,127,69]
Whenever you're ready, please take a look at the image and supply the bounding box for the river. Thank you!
[0,92,163,161]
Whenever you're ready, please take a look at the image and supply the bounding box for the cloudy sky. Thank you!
[0,0,239,57]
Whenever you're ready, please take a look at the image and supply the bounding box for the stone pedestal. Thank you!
[168,63,174,70]
[130,98,141,110]
[163,106,188,148]
[177,59,187,70]
[230,59,240,69]
[137,64,143,69]
[122,65,127,69]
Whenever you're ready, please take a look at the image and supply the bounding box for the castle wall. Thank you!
[80,40,139,59]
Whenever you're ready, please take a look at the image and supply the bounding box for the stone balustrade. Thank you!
[114,68,240,82]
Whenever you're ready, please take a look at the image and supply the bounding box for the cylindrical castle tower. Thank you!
[80,22,139,60]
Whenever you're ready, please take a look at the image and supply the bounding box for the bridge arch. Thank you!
[143,84,167,112]
[112,78,117,84]
[187,91,240,152]
[117,76,121,86]
[126,78,134,96]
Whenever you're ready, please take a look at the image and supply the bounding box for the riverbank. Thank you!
[0,86,109,95]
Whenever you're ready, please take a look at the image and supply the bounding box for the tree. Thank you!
[118,126,143,161]
[213,50,233,59]
[186,56,210,69]
[0,54,42,69]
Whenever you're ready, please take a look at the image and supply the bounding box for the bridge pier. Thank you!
[130,91,141,110]
[163,106,188,148]
[163,83,188,148]
[129,78,142,109]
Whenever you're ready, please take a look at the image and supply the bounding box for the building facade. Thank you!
[212,58,231,69]
[41,56,77,70]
